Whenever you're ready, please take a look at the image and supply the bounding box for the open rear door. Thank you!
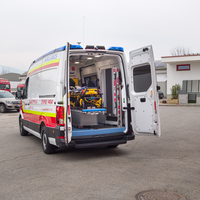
[129,45,161,136]
[64,42,72,144]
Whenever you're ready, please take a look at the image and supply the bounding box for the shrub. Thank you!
[171,84,181,99]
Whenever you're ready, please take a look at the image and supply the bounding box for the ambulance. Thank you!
[19,43,161,154]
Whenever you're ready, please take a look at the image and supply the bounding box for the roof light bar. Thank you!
[96,46,105,50]
[108,46,124,52]
[85,45,95,49]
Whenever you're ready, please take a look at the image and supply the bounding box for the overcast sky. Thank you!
[0,0,200,71]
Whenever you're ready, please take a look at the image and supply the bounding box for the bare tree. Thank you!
[170,45,192,56]
[1,68,9,74]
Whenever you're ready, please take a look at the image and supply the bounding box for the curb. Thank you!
[159,103,200,107]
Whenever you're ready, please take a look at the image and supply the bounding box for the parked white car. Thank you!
[0,90,20,113]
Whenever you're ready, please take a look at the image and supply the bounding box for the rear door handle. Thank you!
[123,107,135,110]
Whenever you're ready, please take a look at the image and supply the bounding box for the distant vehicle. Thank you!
[158,91,164,99]
[0,90,20,113]
[16,84,25,98]
[0,78,11,93]
[17,84,25,92]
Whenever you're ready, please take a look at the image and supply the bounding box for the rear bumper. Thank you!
[70,130,135,148]
[46,126,135,148]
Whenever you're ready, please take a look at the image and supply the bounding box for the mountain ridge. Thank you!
[0,65,25,75]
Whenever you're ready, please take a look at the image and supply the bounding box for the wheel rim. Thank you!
[42,133,47,150]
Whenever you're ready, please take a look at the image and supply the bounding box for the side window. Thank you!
[29,73,40,98]
[133,65,152,92]
[39,69,57,97]
[23,78,29,99]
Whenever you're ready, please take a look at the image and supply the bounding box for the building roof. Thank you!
[154,60,166,68]
[0,73,21,81]
[162,54,200,63]
[19,71,27,77]
[162,53,200,59]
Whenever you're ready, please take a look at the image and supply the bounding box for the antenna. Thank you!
[83,16,85,47]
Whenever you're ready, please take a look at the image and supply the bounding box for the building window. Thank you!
[177,64,190,71]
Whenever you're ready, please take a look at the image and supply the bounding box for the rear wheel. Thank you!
[41,126,56,154]
[19,117,28,136]
[0,104,6,113]
[107,145,118,148]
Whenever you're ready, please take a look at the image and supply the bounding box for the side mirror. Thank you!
[16,91,21,99]
[157,85,160,91]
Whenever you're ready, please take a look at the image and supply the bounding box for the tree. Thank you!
[170,45,192,56]
[171,84,181,99]
[1,68,9,74]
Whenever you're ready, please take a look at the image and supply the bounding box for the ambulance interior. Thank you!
[69,53,127,137]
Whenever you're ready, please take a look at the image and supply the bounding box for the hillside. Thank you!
[0,65,25,75]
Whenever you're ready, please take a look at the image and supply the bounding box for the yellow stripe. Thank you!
[28,59,60,75]
[42,59,59,67]
[22,104,56,118]
[28,63,42,75]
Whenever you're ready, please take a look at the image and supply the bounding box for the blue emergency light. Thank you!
[108,46,124,52]
[70,45,83,49]
[56,45,83,51]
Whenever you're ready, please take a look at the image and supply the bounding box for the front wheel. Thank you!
[41,126,56,154]
[0,104,6,113]
[19,117,28,136]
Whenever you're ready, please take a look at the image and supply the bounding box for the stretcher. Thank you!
[70,86,103,108]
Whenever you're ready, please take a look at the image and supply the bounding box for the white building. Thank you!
[162,54,200,101]
[155,60,167,97]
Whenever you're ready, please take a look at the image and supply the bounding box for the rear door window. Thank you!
[133,65,152,92]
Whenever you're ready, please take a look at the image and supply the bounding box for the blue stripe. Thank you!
[82,108,106,112]
[72,127,126,137]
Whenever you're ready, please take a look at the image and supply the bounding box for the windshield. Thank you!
[0,84,10,89]
[17,87,24,91]
[0,91,14,98]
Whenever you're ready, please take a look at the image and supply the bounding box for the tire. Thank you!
[0,104,6,113]
[107,145,118,148]
[19,117,28,136]
[41,126,56,154]
[16,109,20,112]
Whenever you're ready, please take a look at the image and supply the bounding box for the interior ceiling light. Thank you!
[87,57,92,60]
[95,55,101,57]
[75,62,80,64]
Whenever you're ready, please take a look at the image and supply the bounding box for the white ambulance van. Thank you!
[19,43,161,154]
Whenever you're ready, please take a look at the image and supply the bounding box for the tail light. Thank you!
[98,89,101,94]
[56,106,64,126]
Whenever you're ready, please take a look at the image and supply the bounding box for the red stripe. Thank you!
[22,112,56,128]
[28,62,59,76]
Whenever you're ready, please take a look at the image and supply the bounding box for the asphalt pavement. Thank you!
[0,106,199,200]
